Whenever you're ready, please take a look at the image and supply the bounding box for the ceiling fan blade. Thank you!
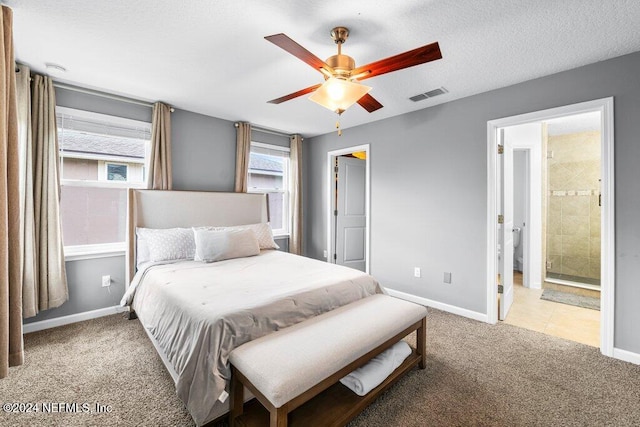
[265,33,334,74]
[352,42,442,81]
[357,93,383,113]
[268,83,323,104]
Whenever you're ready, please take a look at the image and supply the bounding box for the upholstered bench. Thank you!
[228,294,427,427]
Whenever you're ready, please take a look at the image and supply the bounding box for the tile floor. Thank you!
[503,272,600,347]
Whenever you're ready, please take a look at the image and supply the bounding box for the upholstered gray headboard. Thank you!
[126,189,269,284]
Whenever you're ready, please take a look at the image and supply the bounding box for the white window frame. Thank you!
[57,107,151,259]
[247,141,291,237]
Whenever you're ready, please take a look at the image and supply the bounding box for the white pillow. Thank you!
[244,223,280,250]
[197,223,279,250]
[193,228,260,262]
[136,227,195,263]
[135,228,151,268]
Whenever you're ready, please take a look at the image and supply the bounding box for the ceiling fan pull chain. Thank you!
[336,115,342,136]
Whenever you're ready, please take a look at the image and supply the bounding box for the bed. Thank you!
[122,189,384,426]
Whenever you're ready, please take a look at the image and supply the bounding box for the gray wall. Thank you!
[171,109,236,191]
[304,51,640,354]
[252,129,290,148]
[23,257,127,323]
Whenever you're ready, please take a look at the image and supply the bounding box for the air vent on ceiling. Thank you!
[409,87,448,102]
[409,94,428,102]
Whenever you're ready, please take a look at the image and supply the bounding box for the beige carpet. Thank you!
[1,309,640,427]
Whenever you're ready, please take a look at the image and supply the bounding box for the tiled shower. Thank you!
[545,130,601,287]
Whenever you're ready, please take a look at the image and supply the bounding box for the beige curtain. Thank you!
[289,134,303,255]
[148,102,172,190]
[234,122,251,193]
[0,4,24,379]
[31,73,68,311]
[15,64,37,317]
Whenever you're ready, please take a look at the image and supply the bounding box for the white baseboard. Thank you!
[612,347,640,365]
[385,288,488,323]
[23,305,126,334]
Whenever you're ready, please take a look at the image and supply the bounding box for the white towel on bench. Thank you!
[340,340,412,396]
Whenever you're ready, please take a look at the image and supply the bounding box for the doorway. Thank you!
[487,98,614,356]
[326,144,370,273]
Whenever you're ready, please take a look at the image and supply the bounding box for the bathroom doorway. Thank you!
[508,113,602,292]
[506,113,602,347]
[486,98,615,355]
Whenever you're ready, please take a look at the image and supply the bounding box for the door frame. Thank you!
[326,144,371,273]
[498,129,515,320]
[486,97,615,357]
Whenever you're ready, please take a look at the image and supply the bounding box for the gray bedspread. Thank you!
[124,250,383,425]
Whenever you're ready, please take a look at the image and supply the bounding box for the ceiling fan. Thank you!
[265,27,442,115]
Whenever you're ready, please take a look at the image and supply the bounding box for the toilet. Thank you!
[513,227,523,272]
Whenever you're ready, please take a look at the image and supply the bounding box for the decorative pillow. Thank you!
[136,227,195,263]
[196,223,279,250]
[244,223,280,250]
[193,228,260,263]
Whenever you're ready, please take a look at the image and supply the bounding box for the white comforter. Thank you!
[121,250,383,425]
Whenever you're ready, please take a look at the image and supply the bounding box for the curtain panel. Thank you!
[15,64,37,317]
[0,4,23,379]
[148,102,172,190]
[234,122,251,193]
[289,134,303,255]
[30,74,68,312]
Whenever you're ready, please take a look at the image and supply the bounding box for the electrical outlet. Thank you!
[414,267,421,278]
[444,272,452,284]
[102,275,111,287]
[323,250,328,259]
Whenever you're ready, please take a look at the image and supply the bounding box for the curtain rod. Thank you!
[235,122,299,139]
[53,82,174,112]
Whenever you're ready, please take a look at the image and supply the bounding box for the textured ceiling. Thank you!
[5,0,640,136]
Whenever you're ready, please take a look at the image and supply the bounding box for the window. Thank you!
[247,142,290,236]
[106,163,128,181]
[57,107,151,256]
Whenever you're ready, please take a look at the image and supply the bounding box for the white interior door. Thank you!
[334,156,366,272]
[499,132,514,320]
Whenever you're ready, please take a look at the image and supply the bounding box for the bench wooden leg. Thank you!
[270,406,288,427]
[417,317,427,369]
[229,367,244,426]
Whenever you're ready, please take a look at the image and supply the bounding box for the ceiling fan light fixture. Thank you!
[308,77,371,114]
[265,27,442,118]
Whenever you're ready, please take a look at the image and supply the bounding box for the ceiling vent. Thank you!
[409,87,448,102]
